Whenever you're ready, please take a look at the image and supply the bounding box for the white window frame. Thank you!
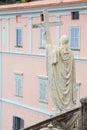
[38,76,48,103]
[14,73,23,97]
[70,26,80,50]
[15,27,22,47]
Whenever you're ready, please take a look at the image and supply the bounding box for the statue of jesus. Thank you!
[42,33,76,113]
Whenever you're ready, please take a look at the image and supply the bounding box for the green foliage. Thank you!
[20,0,26,3]
[0,0,25,4]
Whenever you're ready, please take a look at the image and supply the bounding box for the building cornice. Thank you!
[0,0,87,11]
[0,2,87,16]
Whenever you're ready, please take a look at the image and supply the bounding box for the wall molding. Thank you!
[1,51,87,63]
[0,98,51,116]
[0,51,45,58]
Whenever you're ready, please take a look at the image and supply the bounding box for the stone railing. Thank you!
[21,97,87,130]
[80,98,87,130]
[21,107,80,130]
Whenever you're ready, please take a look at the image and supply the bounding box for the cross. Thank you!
[32,9,63,45]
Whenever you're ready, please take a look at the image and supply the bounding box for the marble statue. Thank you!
[42,33,76,113]
[32,9,76,113]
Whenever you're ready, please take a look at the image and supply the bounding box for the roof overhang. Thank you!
[0,0,87,16]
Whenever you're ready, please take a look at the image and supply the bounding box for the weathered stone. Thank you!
[43,34,77,112]
[39,124,63,130]
[80,97,87,130]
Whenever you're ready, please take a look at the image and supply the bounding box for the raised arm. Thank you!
[42,31,52,49]
[42,31,58,66]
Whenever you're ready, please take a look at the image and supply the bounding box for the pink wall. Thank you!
[61,14,87,58]
[76,61,87,98]
[2,54,47,108]
[1,2,87,130]
[2,102,49,130]
[1,14,55,130]
[9,17,30,53]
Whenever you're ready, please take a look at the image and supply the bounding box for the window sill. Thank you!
[15,46,23,48]
[72,19,79,20]
[39,100,48,104]
[15,95,23,98]
[39,47,45,49]
[71,48,80,51]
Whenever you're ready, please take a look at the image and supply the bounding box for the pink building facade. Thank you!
[0,0,87,130]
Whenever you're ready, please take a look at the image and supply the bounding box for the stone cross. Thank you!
[32,9,63,45]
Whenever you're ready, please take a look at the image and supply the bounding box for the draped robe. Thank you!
[47,45,76,111]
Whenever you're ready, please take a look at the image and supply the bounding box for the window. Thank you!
[15,73,23,97]
[13,116,24,130]
[70,26,80,50]
[16,28,22,47]
[71,11,79,20]
[40,14,44,21]
[39,77,48,103]
[39,27,44,49]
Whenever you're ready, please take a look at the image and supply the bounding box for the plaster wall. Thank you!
[2,102,49,130]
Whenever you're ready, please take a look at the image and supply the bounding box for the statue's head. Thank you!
[60,35,69,48]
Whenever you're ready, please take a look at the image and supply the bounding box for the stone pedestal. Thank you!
[80,97,87,130]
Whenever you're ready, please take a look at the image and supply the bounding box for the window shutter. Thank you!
[13,116,16,130]
[16,117,21,130]
[39,78,48,103]
[39,79,43,100]
[15,73,23,97]
[16,28,22,47]
[18,29,22,46]
[16,29,19,46]
[75,27,80,49]
[19,75,23,97]
[44,80,48,101]
[13,116,24,130]
[15,75,19,96]
[40,28,44,48]
[70,27,80,49]
[20,118,24,129]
